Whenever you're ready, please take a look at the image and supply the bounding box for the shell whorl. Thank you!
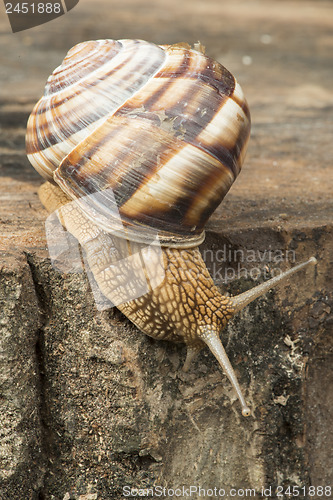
[26,39,251,247]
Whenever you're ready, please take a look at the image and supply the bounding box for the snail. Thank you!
[26,39,316,416]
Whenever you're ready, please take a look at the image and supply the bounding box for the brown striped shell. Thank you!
[26,39,251,247]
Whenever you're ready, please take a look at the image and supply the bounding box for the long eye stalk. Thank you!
[230,257,317,312]
[202,257,317,417]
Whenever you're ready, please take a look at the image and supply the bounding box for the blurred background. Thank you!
[1,0,332,268]
[2,0,333,103]
[1,0,332,225]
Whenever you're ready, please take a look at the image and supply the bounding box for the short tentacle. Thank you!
[182,345,203,372]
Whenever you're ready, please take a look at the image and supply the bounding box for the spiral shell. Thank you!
[26,39,251,247]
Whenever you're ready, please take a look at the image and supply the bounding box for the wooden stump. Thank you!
[0,1,332,498]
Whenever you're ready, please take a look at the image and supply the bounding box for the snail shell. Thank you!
[26,39,251,248]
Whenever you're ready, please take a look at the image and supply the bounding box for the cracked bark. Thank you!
[0,253,43,498]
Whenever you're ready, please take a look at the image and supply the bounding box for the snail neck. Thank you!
[119,245,232,344]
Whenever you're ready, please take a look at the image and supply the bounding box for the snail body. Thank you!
[26,39,316,416]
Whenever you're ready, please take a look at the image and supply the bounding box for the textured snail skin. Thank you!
[120,247,234,343]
